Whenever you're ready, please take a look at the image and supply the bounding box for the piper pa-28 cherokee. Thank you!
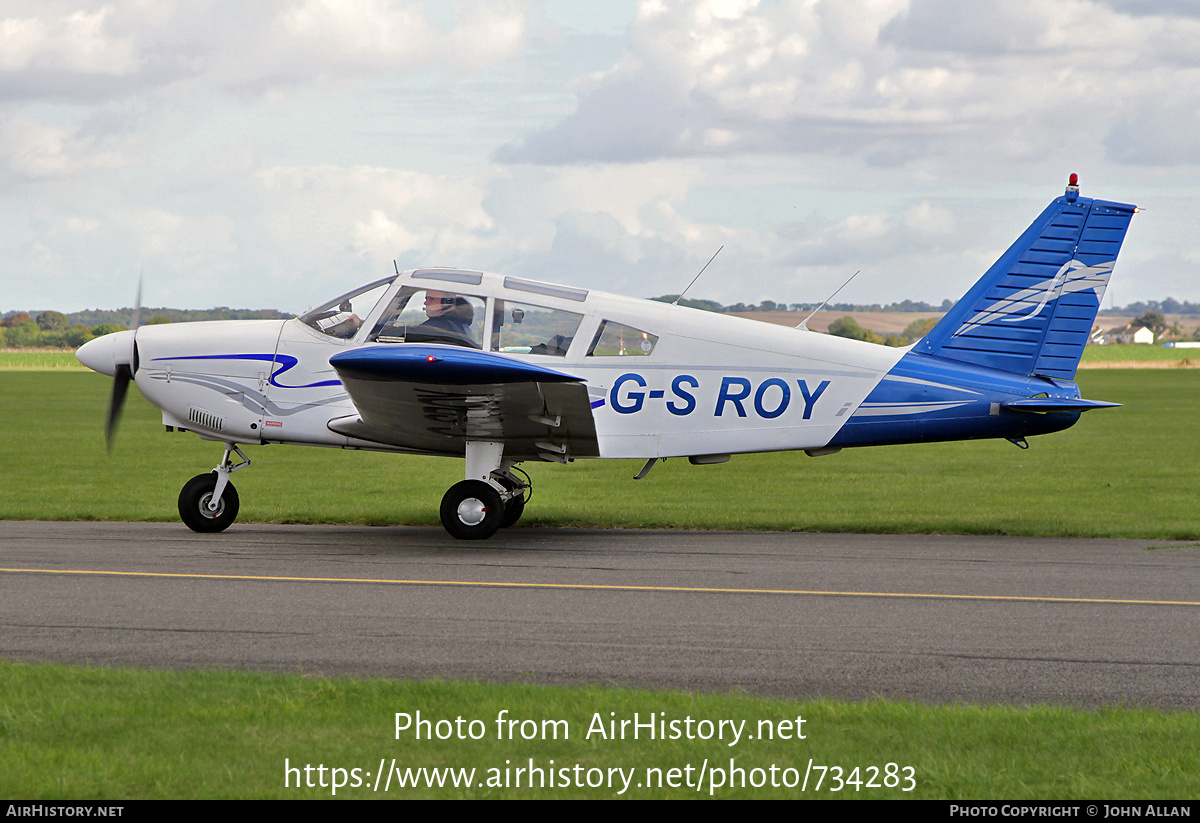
[77,176,1136,539]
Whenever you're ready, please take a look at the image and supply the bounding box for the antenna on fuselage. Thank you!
[671,245,723,306]
[393,260,400,275]
[797,270,861,330]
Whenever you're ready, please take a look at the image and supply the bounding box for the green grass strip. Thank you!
[1079,343,1200,365]
[2,661,1197,799]
[0,350,86,370]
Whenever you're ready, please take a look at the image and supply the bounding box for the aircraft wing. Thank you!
[327,345,599,460]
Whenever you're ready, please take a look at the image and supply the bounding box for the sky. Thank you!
[1,0,1198,315]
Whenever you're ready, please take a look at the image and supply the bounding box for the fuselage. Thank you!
[81,267,1085,461]
[71,181,1135,540]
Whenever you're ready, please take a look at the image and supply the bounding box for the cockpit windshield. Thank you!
[299,276,395,339]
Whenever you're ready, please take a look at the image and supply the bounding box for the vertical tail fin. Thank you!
[914,178,1137,380]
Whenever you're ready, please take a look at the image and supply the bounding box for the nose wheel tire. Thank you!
[440,480,503,540]
[178,473,240,533]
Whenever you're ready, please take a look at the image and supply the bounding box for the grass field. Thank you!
[1,367,1197,538]
[1079,344,1200,367]
[0,349,87,369]
[4,661,1199,799]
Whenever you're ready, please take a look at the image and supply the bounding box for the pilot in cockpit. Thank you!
[419,290,475,341]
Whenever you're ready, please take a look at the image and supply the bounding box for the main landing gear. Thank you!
[178,444,249,533]
[438,441,530,540]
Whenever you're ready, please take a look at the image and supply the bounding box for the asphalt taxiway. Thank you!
[1,521,1197,709]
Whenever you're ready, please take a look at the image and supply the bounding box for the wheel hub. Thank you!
[199,493,225,519]
[456,497,487,526]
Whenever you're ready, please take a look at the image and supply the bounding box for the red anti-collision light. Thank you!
[1068,173,1078,187]
[426,355,437,362]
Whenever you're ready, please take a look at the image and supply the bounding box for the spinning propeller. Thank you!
[76,278,142,451]
[106,279,141,449]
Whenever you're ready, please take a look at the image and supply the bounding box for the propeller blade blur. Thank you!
[105,363,132,452]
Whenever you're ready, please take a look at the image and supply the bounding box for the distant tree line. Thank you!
[655,295,1200,317]
[65,307,294,326]
[1097,298,1200,316]
[826,316,940,347]
[650,295,956,313]
[0,307,292,348]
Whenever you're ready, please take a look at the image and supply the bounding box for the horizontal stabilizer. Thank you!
[1001,398,1121,413]
[330,345,582,385]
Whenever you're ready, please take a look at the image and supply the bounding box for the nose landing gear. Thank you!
[178,444,249,533]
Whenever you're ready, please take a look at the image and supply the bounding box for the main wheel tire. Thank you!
[440,480,504,540]
[500,493,525,529]
[178,473,239,533]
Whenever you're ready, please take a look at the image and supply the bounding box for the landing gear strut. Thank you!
[494,465,530,529]
[178,444,249,533]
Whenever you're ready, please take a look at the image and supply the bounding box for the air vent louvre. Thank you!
[188,407,224,431]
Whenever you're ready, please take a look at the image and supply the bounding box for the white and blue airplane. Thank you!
[77,176,1136,539]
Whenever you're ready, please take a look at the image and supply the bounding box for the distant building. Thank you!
[1092,324,1155,345]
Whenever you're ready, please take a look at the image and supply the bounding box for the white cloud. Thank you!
[274,0,433,63]
[0,5,139,73]
[0,3,1196,316]
[256,165,493,260]
[0,1,527,103]
[0,115,127,180]
[498,0,1200,171]
[264,0,527,77]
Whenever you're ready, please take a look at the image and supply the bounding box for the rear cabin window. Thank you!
[587,321,658,356]
[490,301,583,357]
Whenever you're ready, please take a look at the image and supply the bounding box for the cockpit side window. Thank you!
[491,300,583,356]
[300,277,394,339]
[587,320,658,356]
[368,287,486,349]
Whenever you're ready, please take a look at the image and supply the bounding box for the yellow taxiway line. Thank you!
[2,566,1197,607]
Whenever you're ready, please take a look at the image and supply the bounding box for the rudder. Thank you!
[915,177,1136,380]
